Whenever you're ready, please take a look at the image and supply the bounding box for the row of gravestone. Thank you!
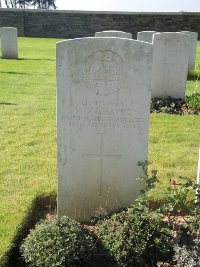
[1,26,198,222]
[56,30,199,222]
[137,30,198,70]
[1,28,198,99]
[0,27,18,59]
[137,30,198,98]
[96,30,198,98]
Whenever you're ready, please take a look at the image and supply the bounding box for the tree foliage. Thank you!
[31,0,56,9]
[3,0,56,9]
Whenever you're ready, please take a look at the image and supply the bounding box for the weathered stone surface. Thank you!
[1,27,18,59]
[95,30,132,38]
[181,31,198,70]
[151,32,190,98]
[57,37,153,221]
[137,31,156,43]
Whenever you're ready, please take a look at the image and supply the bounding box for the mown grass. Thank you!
[0,38,200,265]
[187,40,200,95]
[148,114,199,203]
[0,37,61,265]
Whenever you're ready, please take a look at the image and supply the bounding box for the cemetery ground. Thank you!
[0,37,200,266]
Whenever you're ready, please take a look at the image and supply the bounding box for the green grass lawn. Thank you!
[0,38,200,265]
[187,39,200,94]
[0,37,61,265]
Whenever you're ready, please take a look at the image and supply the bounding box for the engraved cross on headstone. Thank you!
[82,133,121,196]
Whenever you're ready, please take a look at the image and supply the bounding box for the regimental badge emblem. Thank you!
[84,50,125,96]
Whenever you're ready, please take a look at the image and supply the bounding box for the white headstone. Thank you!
[57,37,153,221]
[95,30,132,39]
[151,32,190,98]
[1,27,18,59]
[181,31,198,70]
[137,31,157,43]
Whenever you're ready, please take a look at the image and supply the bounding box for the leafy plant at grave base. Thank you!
[96,207,174,267]
[137,161,197,217]
[96,161,175,267]
[151,95,200,115]
[150,96,186,114]
[171,184,200,267]
[137,161,200,267]
[157,177,197,218]
[96,161,200,267]
[20,216,96,267]
[185,93,200,111]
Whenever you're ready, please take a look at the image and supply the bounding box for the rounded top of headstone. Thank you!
[155,32,188,35]
[152,32,191,49]
[95,30,132,39]
[1,27,18,34]
[1,27,17,30]
[138,31,156,33]
[180,31,198,39]
[153,32,191,39]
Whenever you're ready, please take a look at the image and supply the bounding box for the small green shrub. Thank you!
[185,93,200,110]
[19,162,200,267]
[171,186,200,266]
[137,162,200,267]
[20,216,96,267]
[156,177,197,218]
[96,162,200,267]
[96,163,174,267]
[97,208,174,267]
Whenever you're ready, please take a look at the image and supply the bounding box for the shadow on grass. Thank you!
[18,58,55,61]
[0,71,30,75]
[3,193,116,267]
[187,69,199,81]
[0,102,17,106]
[187,76,198,81]
[4,193,57,267]
[0,58,55,61]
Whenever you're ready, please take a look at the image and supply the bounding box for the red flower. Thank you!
[170,179,177,186]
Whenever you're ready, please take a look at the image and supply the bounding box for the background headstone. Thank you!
[151,32,190,98]
[1,27,18,59]
[181,31,198,70]
[57,37,153,221]
[137,31,157,43]
[95,30,132,39]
